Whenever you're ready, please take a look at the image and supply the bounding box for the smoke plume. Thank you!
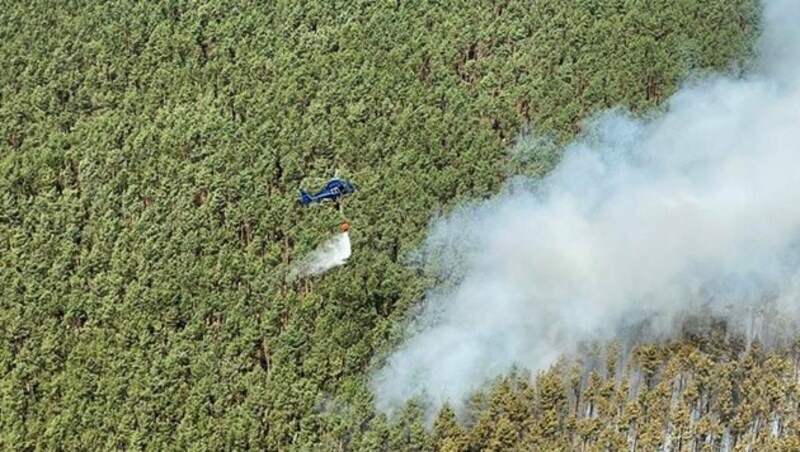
[372,0,800,415]
[292,232,352,278]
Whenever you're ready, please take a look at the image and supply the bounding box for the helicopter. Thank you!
[298,178,358,206]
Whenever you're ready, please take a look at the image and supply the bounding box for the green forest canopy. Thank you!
[2,0,784,450]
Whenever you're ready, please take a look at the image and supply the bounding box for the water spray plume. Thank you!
[292,228,352,278]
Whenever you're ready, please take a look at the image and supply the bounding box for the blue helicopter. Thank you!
[299,178,358,206]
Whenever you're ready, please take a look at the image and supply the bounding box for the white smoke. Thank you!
[372,0,800,415]
[293,232,351,277]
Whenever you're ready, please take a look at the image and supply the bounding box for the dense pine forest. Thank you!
[5,0,796,450]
